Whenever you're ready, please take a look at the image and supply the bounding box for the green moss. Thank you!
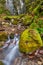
[0,61,4,65]
[29,22,43,37]
[37,19,43,28]
[29,18,43,45]
[19,29,42,54]
[3,14,33,25]
[0,7,5,14]
[0,42,4,48]
[21,14,33,25]
[5,10,11,15]
[0,0,11,15]
[12,20,18,25]
[25,0,43,16]
[29,22,39,29]
[0,0,5,4]
[0,32,8,42]
[4,15,20,20]
[32,4,41,15]
[0,7,11,15]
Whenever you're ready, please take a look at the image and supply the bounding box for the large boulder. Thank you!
[19,29,42,54]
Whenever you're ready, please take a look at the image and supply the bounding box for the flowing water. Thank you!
[5,0,16,15]
[5,0,26,15]
[2,34,20,65]
[20,0,25,14]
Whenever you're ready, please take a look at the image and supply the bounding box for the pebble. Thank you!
[38,61,42,65]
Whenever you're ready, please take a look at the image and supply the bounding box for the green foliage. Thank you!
[0,0,5,4]
[4,14,33,25]
[0,7,11,15]
[0,0,11,15]
[32,1,43,16]
[37,19,43,28]
[29,22,43,38]
[29,18,43,34]
[28,17,43,46]
[25,0,43,16]
[19,29,42,54]
[32,4,41,15]
[5,10,11,15]
[29,22,39,29]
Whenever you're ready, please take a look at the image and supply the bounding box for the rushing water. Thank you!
[2,34,20,65]
[20,0,25,13]
[6,0,16,15]
[6,0,26,15]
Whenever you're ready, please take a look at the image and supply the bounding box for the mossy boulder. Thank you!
[0,61,4,65]
[19,29,42,54]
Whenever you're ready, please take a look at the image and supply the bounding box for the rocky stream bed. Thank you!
[0,25,43,65]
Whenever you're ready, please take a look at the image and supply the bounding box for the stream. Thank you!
[1,34,21,65]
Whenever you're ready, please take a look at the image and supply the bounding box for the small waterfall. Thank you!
[5,0,26,15]
[2,34,20,65]
[20,0,24,9]
[17,6,21,14]
[6,0,16,15]
[17,0,25,14]
[20,0,24,13]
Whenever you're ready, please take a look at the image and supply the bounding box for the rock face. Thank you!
[19,29,42,54]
